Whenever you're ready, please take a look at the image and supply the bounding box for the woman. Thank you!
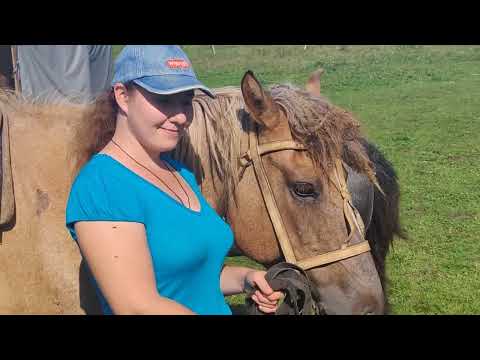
[66,45,283,315]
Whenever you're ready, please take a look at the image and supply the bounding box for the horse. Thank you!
[172,71,403,314]
[0,70,403,314]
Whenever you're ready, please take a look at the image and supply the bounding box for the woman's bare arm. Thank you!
[75,221,195,315]
[219,265,253,296]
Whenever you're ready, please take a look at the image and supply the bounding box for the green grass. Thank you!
[113,45,480,314]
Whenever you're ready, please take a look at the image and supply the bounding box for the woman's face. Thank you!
[124,84,194,154]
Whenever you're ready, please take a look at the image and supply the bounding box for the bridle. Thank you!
[238,120,371,272]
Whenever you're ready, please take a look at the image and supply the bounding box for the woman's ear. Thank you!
[113,83,129,115]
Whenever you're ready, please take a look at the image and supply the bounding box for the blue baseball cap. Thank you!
[112,45,215,98]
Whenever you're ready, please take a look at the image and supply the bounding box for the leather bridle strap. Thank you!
[332,158,366,238]
[239,140,305,168]
[297,242,371,270]
[247,126,298,264]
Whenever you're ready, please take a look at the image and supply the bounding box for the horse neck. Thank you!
[173,93,247,216]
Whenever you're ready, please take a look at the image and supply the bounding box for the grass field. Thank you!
[112,45,480,314]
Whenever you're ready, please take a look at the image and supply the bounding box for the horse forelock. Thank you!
[270,84,380,189]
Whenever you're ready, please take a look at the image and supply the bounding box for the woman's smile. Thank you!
[159,127,178,132]
[158,126,183,137]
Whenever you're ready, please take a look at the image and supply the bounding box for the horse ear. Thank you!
[241,71,280,129]
[305,68,324,97]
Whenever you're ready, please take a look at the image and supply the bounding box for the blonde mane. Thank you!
[173,87,247,214]
[173,84,379,215]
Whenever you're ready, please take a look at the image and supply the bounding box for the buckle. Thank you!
[239,151,253,168]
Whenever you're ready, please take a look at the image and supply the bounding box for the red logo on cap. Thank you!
[166,59,190,69]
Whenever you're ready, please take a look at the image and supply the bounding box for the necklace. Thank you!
[110,139,191,208]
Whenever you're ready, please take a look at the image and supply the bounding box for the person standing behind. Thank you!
[17,45,113,103]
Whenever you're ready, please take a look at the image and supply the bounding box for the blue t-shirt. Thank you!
[66,153,234,315]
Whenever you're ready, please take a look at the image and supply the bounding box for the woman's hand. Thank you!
[245,270,284,314]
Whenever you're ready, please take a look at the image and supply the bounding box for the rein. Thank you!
[245,262,324,315]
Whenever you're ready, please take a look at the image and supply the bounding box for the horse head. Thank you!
[227,71,384,314]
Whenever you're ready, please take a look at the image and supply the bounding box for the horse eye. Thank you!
[292,182,318,198]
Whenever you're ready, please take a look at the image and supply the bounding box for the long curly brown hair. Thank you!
[71,82,133,174]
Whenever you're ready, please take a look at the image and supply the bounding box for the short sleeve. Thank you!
[65,160,145,241]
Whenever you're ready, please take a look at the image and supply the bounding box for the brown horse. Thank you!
[173,71,403,314]
[0,70,402,314]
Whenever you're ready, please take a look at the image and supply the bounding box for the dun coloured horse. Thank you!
[0,70,403,314]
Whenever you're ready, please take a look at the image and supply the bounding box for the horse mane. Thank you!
[173,87,246,214]
[173,84,380,215]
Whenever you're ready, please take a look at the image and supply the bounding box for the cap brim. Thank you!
[133,75,215,98]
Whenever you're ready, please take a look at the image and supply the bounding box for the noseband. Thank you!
[238,121,371,271]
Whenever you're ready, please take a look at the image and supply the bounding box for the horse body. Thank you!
[0,98,91,314]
